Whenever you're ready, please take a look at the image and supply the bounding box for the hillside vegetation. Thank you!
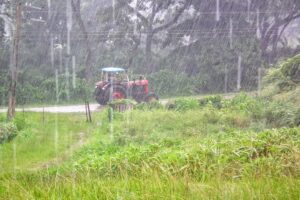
[0,55,300,199]
[262,53,300,105]
[0,92,299,199]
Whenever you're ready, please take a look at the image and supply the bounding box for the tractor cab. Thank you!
[99,67,128,84]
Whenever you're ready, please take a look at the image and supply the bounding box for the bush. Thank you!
[199,95,223,109]
[167,98,199,111]
[280,54,300,83]
[135,101,164,110]
[262,54,300,96]
[224,93,264,117]
[263,102,296,128]
[0,122,18,144]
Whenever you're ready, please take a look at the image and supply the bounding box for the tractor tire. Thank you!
[144,93,159,103]
[95,88,107,105]
[104,85,128,102]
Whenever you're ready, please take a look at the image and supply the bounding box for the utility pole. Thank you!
[7,2,22,120]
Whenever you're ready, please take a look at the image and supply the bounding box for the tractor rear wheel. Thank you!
[104,85,128,102]
[95,88,107,105]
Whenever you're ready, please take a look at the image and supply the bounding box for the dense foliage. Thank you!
[0,0,300,105]
[0,122,18,144]
[262,53,300,105]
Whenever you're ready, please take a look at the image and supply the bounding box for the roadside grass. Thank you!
[1,173,299,199]
[0,94,300,199]
[0,112,95,172]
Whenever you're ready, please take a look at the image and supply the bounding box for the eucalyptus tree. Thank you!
[108,0,192,71]
[252,0,300,63]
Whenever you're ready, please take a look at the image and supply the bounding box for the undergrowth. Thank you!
[0,93,300,199]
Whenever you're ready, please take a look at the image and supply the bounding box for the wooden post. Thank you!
[87,101,92,122]
[85,101,88,122]
[85,100,92,123]
[7,2,22,121]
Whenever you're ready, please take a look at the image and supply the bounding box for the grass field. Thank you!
[0,94,300,199]
[0,112,95,172]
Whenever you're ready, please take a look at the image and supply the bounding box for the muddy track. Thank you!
[29,132,86,171]
[0,93,247,114]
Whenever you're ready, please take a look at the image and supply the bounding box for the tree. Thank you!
[7,2,21,120]
[253,0,300,63]
[116,0,192,72]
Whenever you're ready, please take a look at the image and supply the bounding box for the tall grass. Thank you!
[0,112,94,172]
[0,94,300,199]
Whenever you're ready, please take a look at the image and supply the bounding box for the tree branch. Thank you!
[261,11,300,52]
[116,0,148,26]
[153,0,191,34]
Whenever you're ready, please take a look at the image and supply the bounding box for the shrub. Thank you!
[280,54,300,83]
[0,122,18,144]
[135,101,164,110]
[224,93,264,118]
[263,102,296,128]
[199,95,223,109]
[262,54,300,96]
[167,98,199,111]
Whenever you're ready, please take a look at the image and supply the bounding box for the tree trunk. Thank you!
[85,47,92,81]
[127,36,140,69]
[145,31,153,72]
[71,0,93,83]
[7,3,21,121]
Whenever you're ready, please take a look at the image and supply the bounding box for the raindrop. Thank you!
[247,0,251,22]
[224,65,228,93]
[13,142,17,175]
[112,0,115,25]
[256,9,261,38]
[110,115,114,139]
[50,35,54,69]
[67,29,71,55]
[55,68,59,103]
[133,0,138,34]
[66,0,73,31]
[229,17,233,49]
[0,146,2,172]
[237,55,242,91]
[66,0,72,55]
[59,37,63,72]
[65,65,70,101]
[258,67,262,94]
[216,0,220,21]
[54,112,58,156]
[47,0,51,20]
[72,56,76,89]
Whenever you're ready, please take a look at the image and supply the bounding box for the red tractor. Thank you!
[94,67,158,105]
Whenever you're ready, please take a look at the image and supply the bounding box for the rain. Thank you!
[0,0,299,198]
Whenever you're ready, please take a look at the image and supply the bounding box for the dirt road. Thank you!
[0,100,169,113]
[0,93,242,114]
[0,104,101,113]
